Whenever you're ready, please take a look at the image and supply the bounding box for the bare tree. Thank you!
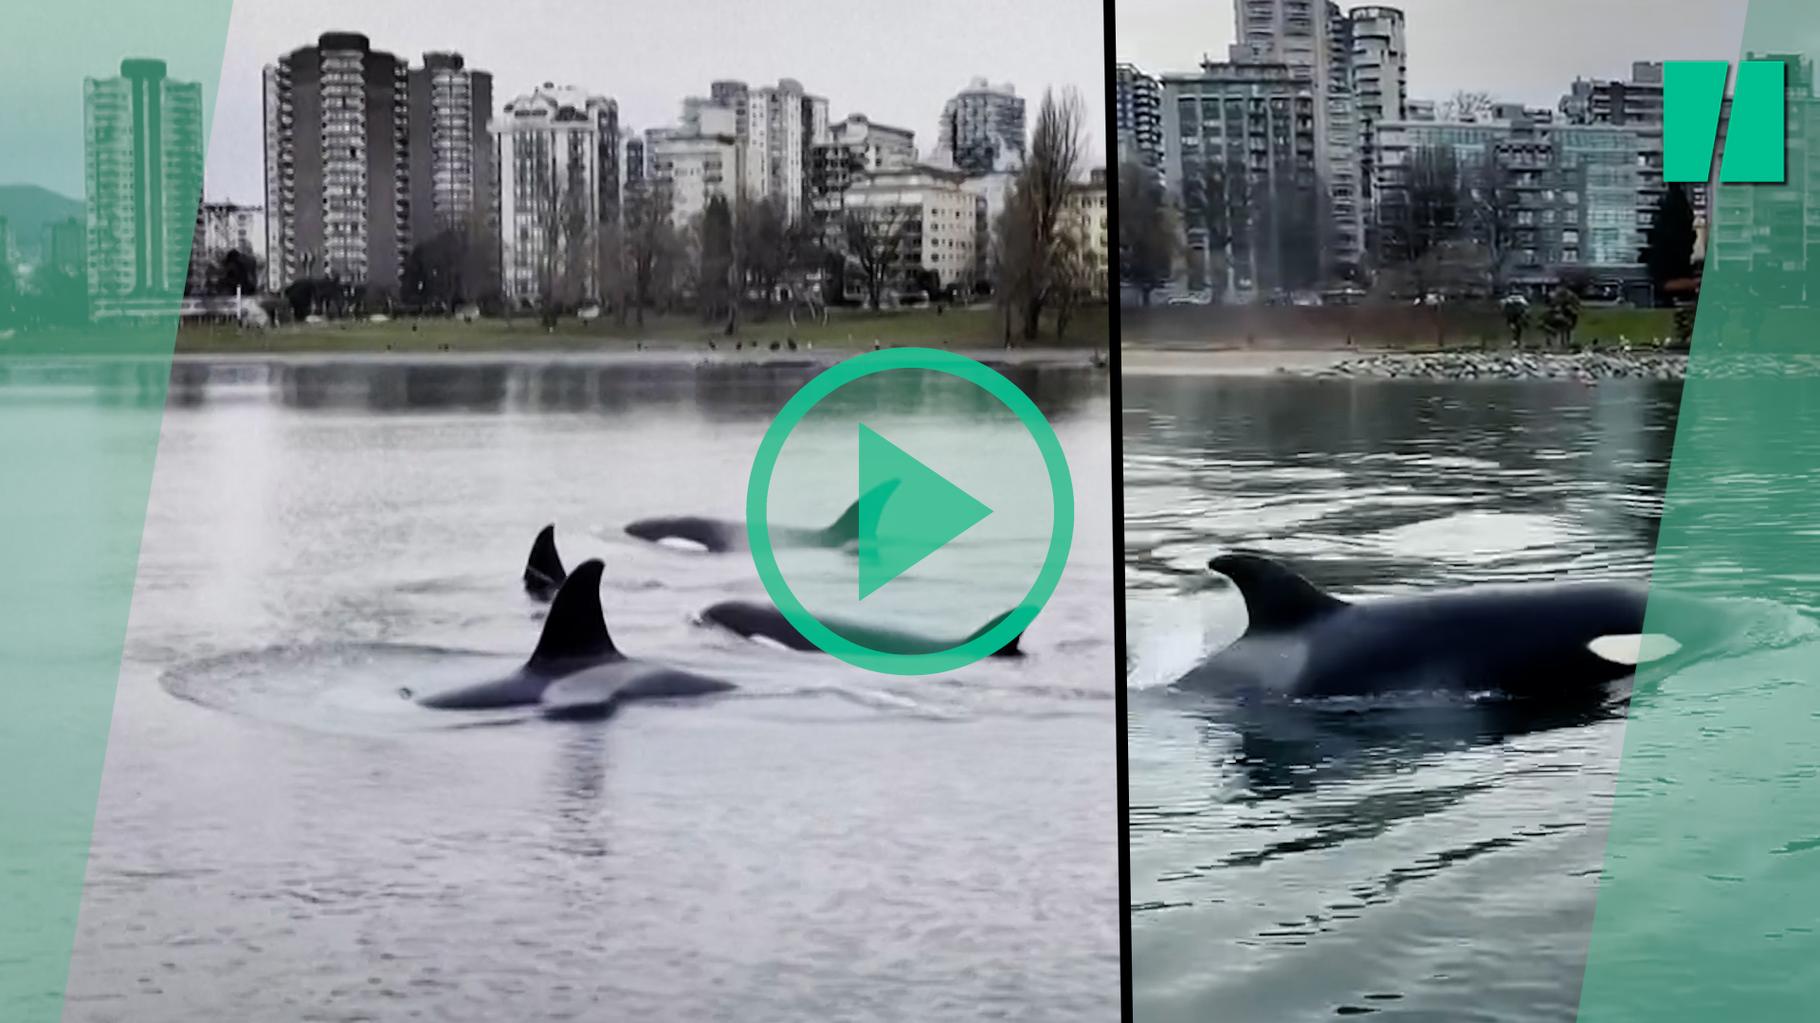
[624,182,679,327]
[999,86,1086,340]
[782,214,828,329]
[1050,218,1096,339]
[531,182,593,328]
[596,215,628,325]
[1118,159,1175,305]
[842,203,912,311]
[1376,145,1468,299]
[1464,151,1519,297]
[1440,90,1496,123]
[693,195,737,329]
[737,196,790,319]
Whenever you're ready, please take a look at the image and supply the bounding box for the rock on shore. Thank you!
[1296,349,1689,382]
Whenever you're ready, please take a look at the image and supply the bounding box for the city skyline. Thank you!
[194,0,1104,205]
[1116,0,1746,111]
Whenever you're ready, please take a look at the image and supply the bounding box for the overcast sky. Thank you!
[189,0,1104,203]
[1118,0,1749,108]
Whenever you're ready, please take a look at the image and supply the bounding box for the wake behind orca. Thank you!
[1176,552,1692,703]
[416,559,734,717]
[624,481,899,554]
[699,600,1027,658]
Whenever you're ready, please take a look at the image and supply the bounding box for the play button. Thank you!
[745,348,1074,676]
[856,424,992,600]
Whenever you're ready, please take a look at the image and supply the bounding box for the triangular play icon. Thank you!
[856,423,993,599]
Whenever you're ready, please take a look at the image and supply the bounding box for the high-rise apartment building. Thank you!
[1324,1,1364,269]
[1116,63,1164,178]
[839,165,984,295]
[810,114,917,216]
[746,79,829,222]
[492,83,616,306]
[263,33,411,294]
[1347,5,1406,231]
[84,58,205,312]
[1559,61,1668,248]
[1371,109,1648,298]
[408,52,495,243]
[264,35,501,297]
[650,101,741,226]
[1161,61,1325,300]
[1227,0,1367,275]
[938,78,1027,175]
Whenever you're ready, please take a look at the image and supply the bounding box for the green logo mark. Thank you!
[746,348,1074,676]
[1665,59,1787,184]
[855,424,993,600]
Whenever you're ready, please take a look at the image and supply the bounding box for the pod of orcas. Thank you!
[411,521,1027,715]
[621,480,898,554]
[527,524,1025,657]
[1175,551,1703,703]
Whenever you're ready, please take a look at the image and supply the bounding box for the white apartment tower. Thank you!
[841,165,983,294]
[85,58,205,310]
[492,83,616,306]
[732,78,829,223]
[1347,4,1406,246]
[650,101,741,226]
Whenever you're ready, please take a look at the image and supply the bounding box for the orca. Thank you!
[698,600,1027,658]
[1176,552,1687,702]
[524,524,566,601]
[416,559,734,716]
[623,481,899,554]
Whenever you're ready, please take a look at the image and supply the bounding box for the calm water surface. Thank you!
[60,356,1118,1022]
[1124,375,1687,1022]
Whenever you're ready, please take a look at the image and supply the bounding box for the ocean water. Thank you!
[57,355,1119,1022]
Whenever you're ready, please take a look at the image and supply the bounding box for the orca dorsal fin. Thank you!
[968,608,1027,657]
[1209,552,1347,634]
[525,524,566,594]
[821,479,902,544]
[529,560,617,664]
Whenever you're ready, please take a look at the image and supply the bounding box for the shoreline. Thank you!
[1119,346,1359,377]
[1119,344,1689,381]
[167,344,1105,369]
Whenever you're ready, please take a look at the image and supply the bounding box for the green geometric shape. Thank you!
[1663,61,1730,184]
[1577,6,1820,1020]
[1721,59,1788,184]
[855,423,992,600]
[0,2,232,1019]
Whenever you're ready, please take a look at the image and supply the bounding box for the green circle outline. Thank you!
[745,348,1074,675]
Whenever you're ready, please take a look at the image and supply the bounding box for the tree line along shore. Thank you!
[173,305,1112,355]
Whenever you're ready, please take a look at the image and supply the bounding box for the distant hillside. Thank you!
[0,184,83,260]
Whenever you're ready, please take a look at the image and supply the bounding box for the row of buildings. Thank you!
[1116,1,1693,304]
[77,36,1098,317]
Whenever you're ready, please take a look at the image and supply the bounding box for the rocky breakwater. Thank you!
[1298,349,1689,382]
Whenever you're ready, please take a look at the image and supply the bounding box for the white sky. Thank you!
[198,0,1106,204]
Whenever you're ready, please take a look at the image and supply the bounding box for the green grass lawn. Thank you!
[175,305,1112,354]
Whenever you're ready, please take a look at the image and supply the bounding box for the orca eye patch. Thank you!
[1586,633,1683,666]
